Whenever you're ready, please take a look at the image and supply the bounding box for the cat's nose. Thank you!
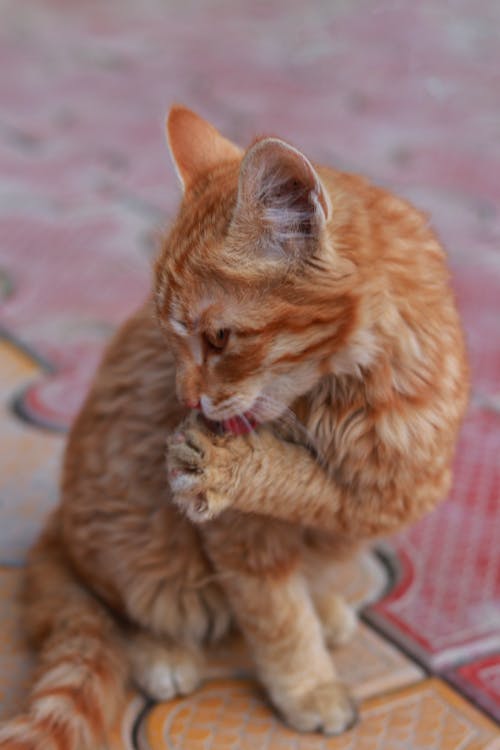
[185,399,201,410]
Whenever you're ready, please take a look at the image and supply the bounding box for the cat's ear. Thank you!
[236,138,330,249]
[166,105,242,191]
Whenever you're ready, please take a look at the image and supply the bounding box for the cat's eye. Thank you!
[204,328,230,354]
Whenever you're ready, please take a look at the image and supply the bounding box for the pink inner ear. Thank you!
[166,105,242,190]
[238,138,329,236]
[261,171,317,237]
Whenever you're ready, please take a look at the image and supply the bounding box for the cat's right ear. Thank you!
[233,137,331,260]
[166,105,242,191]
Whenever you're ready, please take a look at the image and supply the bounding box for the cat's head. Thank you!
[155,106,360,434]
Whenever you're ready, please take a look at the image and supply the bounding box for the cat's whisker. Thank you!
[204,395,248,421]
[239,412,251,430]
[251,394,285,421]
[255,394,324,462]
[240,412,260,437]
[280,413,320,452]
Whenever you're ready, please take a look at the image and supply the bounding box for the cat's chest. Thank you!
[305,403,368,471]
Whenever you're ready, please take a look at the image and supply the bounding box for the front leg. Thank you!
[168,419,443,538]
[201,514,358,735]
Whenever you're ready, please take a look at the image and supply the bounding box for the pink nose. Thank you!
[185,399,201,410]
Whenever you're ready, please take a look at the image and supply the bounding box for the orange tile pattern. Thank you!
[0,339,63,566]
[138,679,500,750]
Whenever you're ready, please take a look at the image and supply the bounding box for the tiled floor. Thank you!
[136,680,500,750]
[0,0,499,747]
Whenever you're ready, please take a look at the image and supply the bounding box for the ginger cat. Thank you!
[0,106,468,748]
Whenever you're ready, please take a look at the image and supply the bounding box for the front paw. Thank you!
[274,680,358,735]
[166,426,233,522]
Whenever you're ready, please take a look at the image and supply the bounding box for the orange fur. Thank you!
[0,106,468,746]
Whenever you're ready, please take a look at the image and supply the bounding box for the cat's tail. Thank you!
[0,513,129,750]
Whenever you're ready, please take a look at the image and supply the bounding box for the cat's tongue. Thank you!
[222,413,257,435]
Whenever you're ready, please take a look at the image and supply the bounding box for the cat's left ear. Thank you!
[235,137,331,249]
[166,105,243,191]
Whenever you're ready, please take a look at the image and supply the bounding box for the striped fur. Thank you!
[0,516,127,750]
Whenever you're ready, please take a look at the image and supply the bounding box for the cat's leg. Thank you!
[309,590,358,648]
[64,499,232,649]
[201,513,358,735]
[126,630,203,701]
[302,532,358,648]
[167,420,443,537]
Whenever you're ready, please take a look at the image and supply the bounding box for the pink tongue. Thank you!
[223,413,257,435]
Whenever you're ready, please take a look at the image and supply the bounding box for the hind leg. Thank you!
[126,631,203,701]
[310,590,357,648]
[302,531,359,648]
[65,497,233,648]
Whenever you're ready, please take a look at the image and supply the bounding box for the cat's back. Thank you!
[62,299,182,504]
[318,162,468,427]
[319,167,448,280]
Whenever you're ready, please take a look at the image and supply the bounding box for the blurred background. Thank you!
[0,0,499,746]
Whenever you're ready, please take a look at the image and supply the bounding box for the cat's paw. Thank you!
[129,636,202,701]
[274,681,358,735]
[166,426,235,522]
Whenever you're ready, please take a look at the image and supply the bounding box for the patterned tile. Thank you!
[336,625,424,701]
[0,216,150,430]
[367,407,500,670]
[446,654,500,724]
[0,338,63,565]
[137,678,500,750]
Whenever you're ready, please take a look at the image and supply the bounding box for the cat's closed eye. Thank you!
[203,328,230,354]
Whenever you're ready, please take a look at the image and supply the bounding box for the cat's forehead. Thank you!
[160,174,239,274]
[169,292,217,327]
[168,282,261,333]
